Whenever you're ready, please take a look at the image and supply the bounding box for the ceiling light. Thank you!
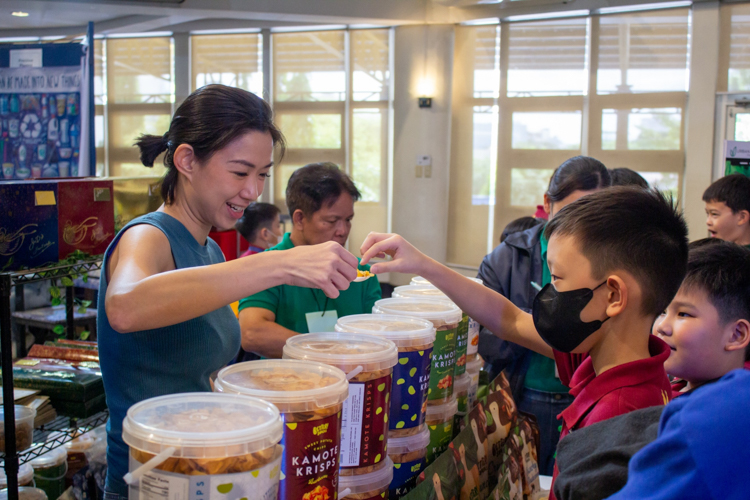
[12,11,29,17]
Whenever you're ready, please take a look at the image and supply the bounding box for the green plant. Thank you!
[47,251,99,341]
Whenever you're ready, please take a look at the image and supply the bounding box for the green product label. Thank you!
[455,314,469,376]
[426,419,453,465]
[428,326,457,401]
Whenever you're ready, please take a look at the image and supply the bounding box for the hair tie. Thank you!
[162,131,170,147]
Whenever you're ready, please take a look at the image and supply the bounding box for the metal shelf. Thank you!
[0,409,109,466]
[6,259,103,288]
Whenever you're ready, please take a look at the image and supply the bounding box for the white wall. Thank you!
[390,25,455,285]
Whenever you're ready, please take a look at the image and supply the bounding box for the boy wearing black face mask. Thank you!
[360,187,688,499]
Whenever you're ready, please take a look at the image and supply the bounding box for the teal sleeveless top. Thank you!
[97,212,240,496]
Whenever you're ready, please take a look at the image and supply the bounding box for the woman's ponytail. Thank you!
[135,133,169,167]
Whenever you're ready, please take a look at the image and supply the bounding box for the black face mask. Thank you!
[532,281,610,353]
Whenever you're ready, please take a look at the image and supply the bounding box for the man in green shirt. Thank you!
[239,162,382,358]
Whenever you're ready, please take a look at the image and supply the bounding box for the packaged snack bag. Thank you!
[448,428,481,500]
[486,374,518,484]
[406,448,459,500]
[496,437,524,500]
[515,416,541,498]
[466,402,489,498]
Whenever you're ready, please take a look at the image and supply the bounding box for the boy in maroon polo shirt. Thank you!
[653,241,750,398]
[360,187,688,497]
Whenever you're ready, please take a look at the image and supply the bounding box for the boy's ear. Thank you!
[604,275,628,319]
[736,209,750,226]
[543,193,552,215]
[726,319,750,353]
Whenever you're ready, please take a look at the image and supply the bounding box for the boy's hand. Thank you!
[360,232,431,275]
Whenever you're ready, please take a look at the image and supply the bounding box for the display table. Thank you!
[12,306,97,335]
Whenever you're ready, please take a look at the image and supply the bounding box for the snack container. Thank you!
[339,457,394,500]
[388,425,430,499]
[0,405,36,453]
[336,314,436,438]
[215,360,348,500]
[425,396,458,465]
[30,447,68,500]
[374,298,462,405]
[0,487,47,500]
[283,333,398,476]
[393,285,472,377]
[122,392,283,500]
[466,356,484,409]
[0,463,35,488]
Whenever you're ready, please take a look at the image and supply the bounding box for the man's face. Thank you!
[653,287,733,383]
[705,200,748,243]
[298,192,354,246]
[546,233,611,353]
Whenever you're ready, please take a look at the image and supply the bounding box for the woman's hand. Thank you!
[278,241,359,298]
[359,232,432,275]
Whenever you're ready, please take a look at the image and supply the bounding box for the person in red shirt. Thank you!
[360,187,688,498]
[236,202,283,257]
[653,241,750,398]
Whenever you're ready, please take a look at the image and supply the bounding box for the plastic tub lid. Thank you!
[392,285,451,301]
[387,425,430,455]
[411,276,483,286]
[122,392,282,458]
[30,447,68,468]
[0,405,36,422]
[0,488,47,500]
[466,356,484,373]
[215,359,349,413]
[454,372,471,392]
[425,396,458,422]
[373,298,462,326]
[334,314,436,349]
[0,463,34,487]
[65,432,95,452]
[283,332,398,373]
[338,457,394,496]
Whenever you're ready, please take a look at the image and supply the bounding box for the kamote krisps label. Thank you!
[390,457,425,499]
[428,327,457,401]
[279,412,341,500]
[391,349,431,432]
[455,314,469,375]
[341,374,391,468]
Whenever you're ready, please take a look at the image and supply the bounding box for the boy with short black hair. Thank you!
[236,202,283,256]
[654,241,750,395]
[360,187,688,498]
[703,173,750,247]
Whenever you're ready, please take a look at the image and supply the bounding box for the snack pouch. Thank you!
[405,448,459,500]
[497,436,524,500]
[466,402,489,498]
[515,416,541,498]
[448,432,481,500]
[486,374,517,485]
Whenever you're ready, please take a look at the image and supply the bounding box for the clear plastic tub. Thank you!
[30,447,67,500]
[374,297,462,405]
[0,463,35,488]
[335,314,436,439]
[393,285,471,377]
[339,457,394,500]
[466,355,484,409]
[409,277,484,357]
[215,359,349,500]
[425,396,458,465]
[122,392,283,499]
[388,425,430,498]
[0,406,36,453]
[283,332,398,477]
[0,487,47,500]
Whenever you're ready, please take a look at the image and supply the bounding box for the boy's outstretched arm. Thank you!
[360,232,553,358]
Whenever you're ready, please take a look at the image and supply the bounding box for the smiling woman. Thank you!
[97,84,362,499]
